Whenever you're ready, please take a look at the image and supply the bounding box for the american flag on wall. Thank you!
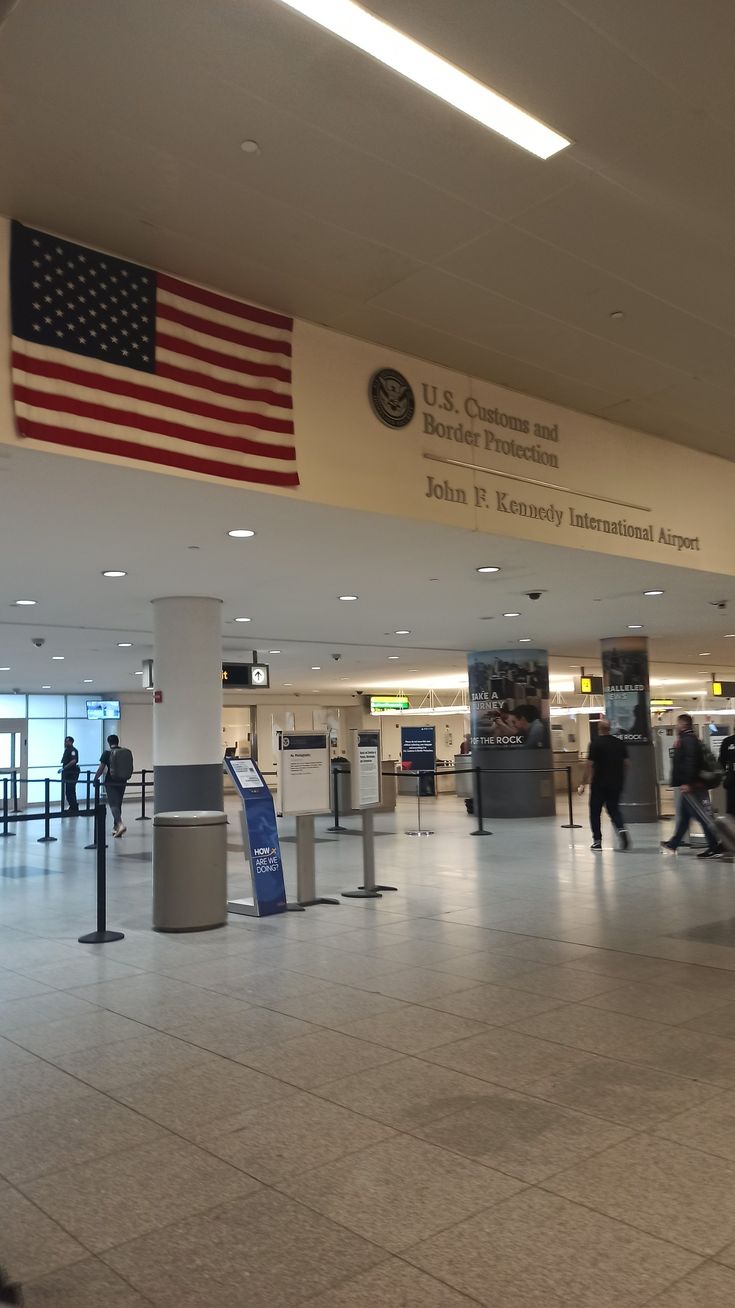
[9,221,299,487]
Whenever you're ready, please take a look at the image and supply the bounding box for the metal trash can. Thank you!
[153,810,227,932]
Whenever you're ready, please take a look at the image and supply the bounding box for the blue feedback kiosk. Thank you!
[225,756,301,916]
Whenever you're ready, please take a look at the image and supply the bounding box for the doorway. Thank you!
[0,719,28,811]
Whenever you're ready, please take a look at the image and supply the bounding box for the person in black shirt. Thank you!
[578,718,630,851]
[720,731,735,818]
[59,735,79,814]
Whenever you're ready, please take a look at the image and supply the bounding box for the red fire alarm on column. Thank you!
[154,690,163,704]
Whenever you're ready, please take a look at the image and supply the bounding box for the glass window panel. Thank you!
[28,694,65,718]
[65,718,102,772]
[0,733,12,769]
[0,694,26,719]
[66,695,91,716]
[27,719,67,798]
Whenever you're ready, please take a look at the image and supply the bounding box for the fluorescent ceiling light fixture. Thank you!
[0,667,10,672]
[117,642,133,648]
[519,637,532,642]
[269,650,281,654]
[51,655,64,661]
[284,682,293,686]
[227,528,255,538]
[83,678,94,683]
[102,570,127,578]
[388,655,400,660]
[628,624,643,630]
[311,666,321,670]
[14,598,36,606]
[476,566,500,574]
[234,617,251,623]
[41,684,51,689]
[644,589,664,596]
[339,594,358,601]
[395,630,411,635]
[503,611,521,618]
[277,0,570,159]
[699,651,711,656]
[726,634,735,638]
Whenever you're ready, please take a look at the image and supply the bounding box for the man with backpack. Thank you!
[95,733,134,837]
[662,714,724,857]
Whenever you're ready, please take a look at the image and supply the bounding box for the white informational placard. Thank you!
[350,728,382,809]
[278,732,331,816]
[230,758,264,790]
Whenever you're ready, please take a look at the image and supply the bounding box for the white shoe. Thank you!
[116,824,126,837]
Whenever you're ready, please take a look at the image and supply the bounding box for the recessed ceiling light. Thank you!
[134,671,144,676]
[83,678,93,683]
[699,652,711,656]
[51,655,64,661]
[725,634,735,639]
[503,611,521,618]
[41,685,51,689]
[277,0,570,159]
[476,566,500,574]
[643,589,664,596]
[388,655,400,660]
[395,630,411,635]
[117,642,133,648]
[240,139,261,154]
[284,682,293,686]
[102,570,127,578]
[609,310,625,320]
[519,638,532,643]
[0,667,10,672]
[234,617,252,623]
[628,624,643,630]
[311,666,321,671]
[227,529,256,538]
[269,650,281,654]
[339,595,358,601]
[14,599,36,606]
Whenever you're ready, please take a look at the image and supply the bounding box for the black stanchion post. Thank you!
[327,763,346,833]
[78,797,124,944]
[0,778,15,838]
[136,769,150,821]
[85,770,92,815]
[37,776,57,843]
[560,766,583,829]
[85,779,107,851]
[11,768,19,815]
[470,766,492,836]
[60,771,66,817]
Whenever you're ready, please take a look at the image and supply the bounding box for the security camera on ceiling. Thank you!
[31,636,45,647]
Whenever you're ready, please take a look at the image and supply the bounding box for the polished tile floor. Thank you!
[3,796,735,1304]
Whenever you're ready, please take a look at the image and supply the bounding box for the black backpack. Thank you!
[108,745,134,782]
[699,739,724,789]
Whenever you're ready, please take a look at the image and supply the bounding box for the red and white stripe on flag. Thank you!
[10,222,299,488]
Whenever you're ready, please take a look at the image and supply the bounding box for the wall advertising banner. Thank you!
[468,650,550,749]
[400,725,436,796]
[601,636,651,744]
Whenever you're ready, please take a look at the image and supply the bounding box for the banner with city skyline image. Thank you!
[468,649,550,749]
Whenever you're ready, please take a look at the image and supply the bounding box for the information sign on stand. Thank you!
[225,757,295,917]
[277,733,331,816]
[350,729,382,809]
[343,729,396,898]
[400,725,436,796]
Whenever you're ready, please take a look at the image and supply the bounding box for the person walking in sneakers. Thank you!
[662,714,723,858]
[578,718,630,851]
[95,733,134,837]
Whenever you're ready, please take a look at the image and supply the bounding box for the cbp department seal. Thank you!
[369,368,415,429]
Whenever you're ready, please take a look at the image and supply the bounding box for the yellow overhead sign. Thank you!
[580,676,592,694]
[713,682,723,697]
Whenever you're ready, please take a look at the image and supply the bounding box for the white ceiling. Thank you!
[2,1,735,458]
[1,447,734,695]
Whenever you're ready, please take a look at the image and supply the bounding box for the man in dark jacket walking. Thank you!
[662,714,723,857]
